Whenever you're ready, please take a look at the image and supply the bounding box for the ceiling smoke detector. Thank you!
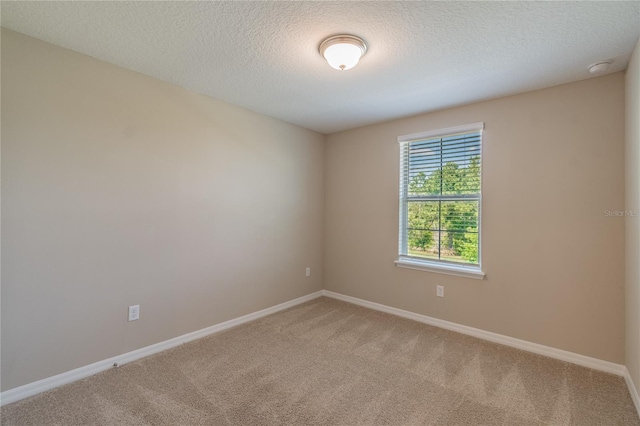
[319,34,367,71]
[588,61,612,74]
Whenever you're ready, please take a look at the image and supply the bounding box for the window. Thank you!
[395,123,485,279]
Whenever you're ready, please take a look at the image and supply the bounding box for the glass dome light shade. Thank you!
[319,35,367,71]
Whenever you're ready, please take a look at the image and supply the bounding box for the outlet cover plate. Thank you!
[128,305,140,321]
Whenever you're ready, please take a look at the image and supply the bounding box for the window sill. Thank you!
[394,258,486,280]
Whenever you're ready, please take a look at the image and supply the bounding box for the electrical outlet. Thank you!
[306,267,311,277]
[437,286,444,297]
[128,305,140,321]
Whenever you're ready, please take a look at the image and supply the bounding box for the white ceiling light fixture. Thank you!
[319,34,367,71]
[588,61,612,74]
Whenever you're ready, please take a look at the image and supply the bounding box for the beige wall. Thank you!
[1,29,325,391]
[626,37,640,397]
[325,73,626,363]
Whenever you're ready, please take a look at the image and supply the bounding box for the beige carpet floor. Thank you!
[1,297,638,425]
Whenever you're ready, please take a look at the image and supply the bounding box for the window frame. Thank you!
[395,122,486,279]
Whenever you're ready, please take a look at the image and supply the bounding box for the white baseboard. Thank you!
[321,290,627,377]
[0,290,324,406]
[625,368,640,418]
[2,289,634,410]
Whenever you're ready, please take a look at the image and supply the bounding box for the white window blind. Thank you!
[398,123,483,269]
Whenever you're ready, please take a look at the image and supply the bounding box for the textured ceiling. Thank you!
[1,1,639,134]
